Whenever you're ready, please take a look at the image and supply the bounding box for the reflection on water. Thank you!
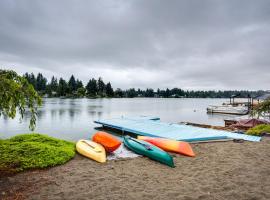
[0,98,247,141]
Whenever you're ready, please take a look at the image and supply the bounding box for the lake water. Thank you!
[0,98,246,141]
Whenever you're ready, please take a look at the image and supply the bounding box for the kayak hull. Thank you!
[123,136,174,167]
[137,136,195,157]
[92,131,121,153]
[76,139,106,163]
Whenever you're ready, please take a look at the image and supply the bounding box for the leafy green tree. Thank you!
[86,78,98,96]
[0,70,42,130]
[77,87,86,97]
[251,99,270,119]
[105,82,114,97]
[58,78,68,96]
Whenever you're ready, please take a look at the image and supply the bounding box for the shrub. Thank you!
[0,134,75,174]
[246,124,270,136]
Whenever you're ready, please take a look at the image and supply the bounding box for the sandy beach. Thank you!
[1,137,270,200]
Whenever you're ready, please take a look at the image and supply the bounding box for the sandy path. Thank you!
[1,138,270,200]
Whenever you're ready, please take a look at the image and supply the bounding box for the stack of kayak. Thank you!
[76,132,195,167]
[76,131,121,163]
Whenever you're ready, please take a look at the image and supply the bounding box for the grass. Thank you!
[246,124,270,136]
[0,133,75,175]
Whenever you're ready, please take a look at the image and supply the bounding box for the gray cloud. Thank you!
[0,0,270,90]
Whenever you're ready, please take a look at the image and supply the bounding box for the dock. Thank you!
[94,116,261,142]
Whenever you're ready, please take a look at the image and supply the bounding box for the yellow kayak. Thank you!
[76,139,106,163]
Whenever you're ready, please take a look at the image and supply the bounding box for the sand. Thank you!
[1,137,270,200]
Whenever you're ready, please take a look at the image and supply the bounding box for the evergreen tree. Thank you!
[50,76,58,92]
[45,84,52,96]
[76,79,83,89]
[29,73,37,90]
[115,88,124,97]
[165,88,170,98]
[36,73,47,92]
[145,88,154,97]
[97,77,105,96]
[126,88,137,98]
[24,72,37,89]
[23,72,30,82]
[157,88,161,97]
[105,82,114,97]
[68,75,76,94]
[58,78,68,96]
[86,78,97,96]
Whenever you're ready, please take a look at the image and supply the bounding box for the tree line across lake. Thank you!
[23,72,265,98]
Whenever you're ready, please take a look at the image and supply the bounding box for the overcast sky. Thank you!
[0,0,269,90]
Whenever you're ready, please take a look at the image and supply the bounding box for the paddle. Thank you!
[128,137,153,151]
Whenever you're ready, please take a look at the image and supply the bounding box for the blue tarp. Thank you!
[94,117,261,142]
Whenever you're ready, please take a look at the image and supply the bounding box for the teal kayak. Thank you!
[123,136,174,167]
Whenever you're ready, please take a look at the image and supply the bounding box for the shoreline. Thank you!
[1,137,270,200]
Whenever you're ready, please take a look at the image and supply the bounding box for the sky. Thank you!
[0,0,270,90]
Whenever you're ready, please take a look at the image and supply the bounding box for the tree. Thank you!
[251,99,270,119]
[76,79,83,89]
[24,72,37,89]
[115,88,124,97]
[165,88,170,98]
[58,78,68,96]
[0,70,42,130]
[126,88,137,98]
[157,88,161,97]
[45,83,52,96]
[105,82,114,97]
[97,77,105,96]
[77,87,86,97]
[145,88,154,97]
[86,78,97,96]
[68,75,77,94]
[36,73,47,92]
[50,76,58,92]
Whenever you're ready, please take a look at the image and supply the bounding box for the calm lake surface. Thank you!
[0,98,246,141]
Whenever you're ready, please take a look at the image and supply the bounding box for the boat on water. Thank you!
[207,104,249,115]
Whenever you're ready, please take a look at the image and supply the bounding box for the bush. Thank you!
[246,124,270,136]
[0,134,75,174]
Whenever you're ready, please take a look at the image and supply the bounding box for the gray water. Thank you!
[0,98,245,141]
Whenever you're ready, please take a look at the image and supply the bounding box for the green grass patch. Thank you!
[0,133,75,175]
[246,124,270,136]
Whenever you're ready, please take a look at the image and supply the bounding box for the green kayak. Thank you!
[123,136,174,167]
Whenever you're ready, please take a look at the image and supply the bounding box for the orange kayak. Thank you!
[137,136,195,157]
[92,131,121,153]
